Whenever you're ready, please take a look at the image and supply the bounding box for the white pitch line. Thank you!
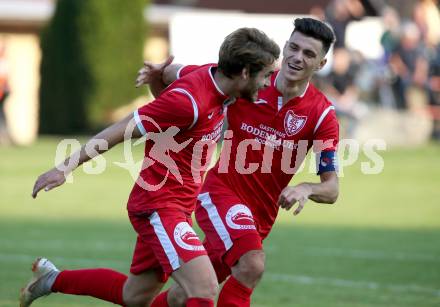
[265,273,440,297]
[2,252,439,298]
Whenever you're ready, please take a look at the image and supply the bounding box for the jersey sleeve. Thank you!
[177,65,201,79]
[313,106,339,174]
[177,63,217,79]
[133,88,197,135]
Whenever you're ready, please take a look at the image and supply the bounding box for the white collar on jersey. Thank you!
[299,82,309,98]
[273,71,280,87]
[209,66,226,96]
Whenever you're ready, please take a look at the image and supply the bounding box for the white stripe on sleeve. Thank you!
[314,106,335,134]
[170,88,199,129]
[133,110,147,136]
[176,65,185,79]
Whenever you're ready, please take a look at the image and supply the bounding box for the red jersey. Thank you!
[127,64,229,214]
[180,67,339,238]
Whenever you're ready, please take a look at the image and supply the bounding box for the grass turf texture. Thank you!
[0,138,439,306]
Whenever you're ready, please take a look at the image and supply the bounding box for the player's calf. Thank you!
[150,282,188,307]
[123,271,164,307]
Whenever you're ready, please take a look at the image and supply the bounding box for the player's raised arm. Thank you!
[32,113,144,198]
[135,57,204,97]
[135,55,182,97]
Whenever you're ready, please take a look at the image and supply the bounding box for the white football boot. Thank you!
[19,257,60,307]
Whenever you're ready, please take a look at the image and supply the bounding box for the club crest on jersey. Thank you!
[226,205,256,230]
[173,222,204,251]
[284,110,307,136]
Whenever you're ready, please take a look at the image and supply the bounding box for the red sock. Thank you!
[186,297,214,307]
[150,290,170,307]
[217,276,253,307]
[52,268,127,305]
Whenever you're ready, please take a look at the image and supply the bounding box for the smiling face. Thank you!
[281,31,327,83]
[238,62,276,101]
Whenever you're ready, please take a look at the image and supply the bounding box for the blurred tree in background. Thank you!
[39,0,146,134]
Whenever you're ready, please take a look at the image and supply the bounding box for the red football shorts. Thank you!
[195,186,263,283]
[129,208,207,282]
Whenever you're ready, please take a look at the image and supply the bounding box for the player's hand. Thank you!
[32,168,66,198]
[135,55,174,87]
[277,184,312,215]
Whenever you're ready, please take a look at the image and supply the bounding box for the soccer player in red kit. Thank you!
[20,28,279,307]
[137,18,339,307]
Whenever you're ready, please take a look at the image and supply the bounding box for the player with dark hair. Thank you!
[138,18,339,307]
[20,28,279,307]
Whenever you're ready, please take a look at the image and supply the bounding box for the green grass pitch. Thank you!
[0,138,439,306]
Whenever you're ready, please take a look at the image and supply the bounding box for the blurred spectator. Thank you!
[322,48,368,137]
[428,44,440,140]
[389,22,429,110]
[309,5,326,21]
[325,0,366,48]
[374,6,402,109]
[0,38,10,145]
[380,6,401,61]
[413,0,440,50]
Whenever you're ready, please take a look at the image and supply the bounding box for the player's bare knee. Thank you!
[123,288,153,307]
[234,250,265,287]
[185,275,219,299]
[238,258,265,282]
[201,276,219,299]
[123,293,149,307]
[168,284,187,307]
[123,280,157,307]
[173,255,219,299]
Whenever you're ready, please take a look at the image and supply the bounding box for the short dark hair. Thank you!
[292,18,336,55]
[218,28,280,78]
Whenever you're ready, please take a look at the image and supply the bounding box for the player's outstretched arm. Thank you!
[32,114,143,198]
[277,171,339,216]
[135,55,183,97]
[307,171,339,204]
